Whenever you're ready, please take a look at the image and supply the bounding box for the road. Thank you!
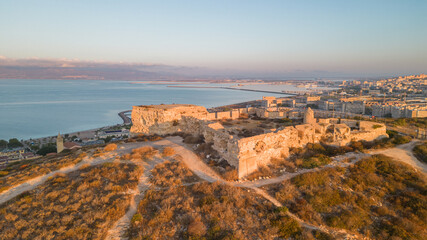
[118,110,132,125]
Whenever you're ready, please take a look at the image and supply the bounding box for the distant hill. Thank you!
[0,56,357,81]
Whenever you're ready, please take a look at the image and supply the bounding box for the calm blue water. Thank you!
[0,79,284,140]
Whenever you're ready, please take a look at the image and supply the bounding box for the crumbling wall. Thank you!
[131,104,389,179]
[351,121,388,142]
[236,127,299,178]
[130,104,208,135]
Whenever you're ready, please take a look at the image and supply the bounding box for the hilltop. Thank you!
[0,131,426,239]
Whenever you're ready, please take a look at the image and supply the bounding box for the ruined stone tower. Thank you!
[56,133,64,153]
[303,107,316,124]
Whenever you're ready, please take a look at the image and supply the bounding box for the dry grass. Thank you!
[223,168,238,181]
[150,160,199,187]
[246,164,273,181]
[127,134,163,143]
[0,152,87,193]
[269,154,427,240]
[0,162,144,240]
[127,158,328,239]
[413,141,427,163]
[104,143,118,152]
[161,147,176,157]
[121,146,158,161]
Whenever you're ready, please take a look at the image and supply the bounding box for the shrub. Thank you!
[187,219,207,237]
[104,143,117,152]
[372,124,383,129]
[246,164,272,180]
[276,206,289,214]
[131,213,143,224]
[150,160,198,187]
[325,208,371,231]
[0,152,86,193]
[394,118,407,126]
[272,216,302,238]
[413,142,427,163]
[124,146,158,161]
[278,154,427,239]
[292,171,329,187]
[349,141,364,151]
[162,147,175,157]
[128,167,298,239]
[301,154,331,169]
[223,168,238,181]
[0,163,143,240]
[36,144,57,156]
[391,135,411,145]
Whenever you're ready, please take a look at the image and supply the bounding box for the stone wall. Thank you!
[342,101,365,114]
[131,104,388,179]
[130,104,209,135]
[131,104,254,135]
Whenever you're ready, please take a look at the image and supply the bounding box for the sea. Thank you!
[0,79,286,140]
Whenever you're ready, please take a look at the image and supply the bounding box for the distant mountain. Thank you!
[0,57,355,81]
[0,57,212,80]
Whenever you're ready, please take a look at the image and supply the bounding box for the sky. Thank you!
[1,0,426,77]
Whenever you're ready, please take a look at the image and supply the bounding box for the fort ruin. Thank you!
[131,104,388,178]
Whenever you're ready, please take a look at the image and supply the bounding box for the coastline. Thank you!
[19,99,256,144]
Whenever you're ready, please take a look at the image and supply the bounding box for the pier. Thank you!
[118,110,132,125]
[220,87,296,95]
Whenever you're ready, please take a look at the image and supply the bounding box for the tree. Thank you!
[37,144,57,156]
[103,136,114,143]
[8,138,23,148]
[30,145,40,151]
[0,139,7,150]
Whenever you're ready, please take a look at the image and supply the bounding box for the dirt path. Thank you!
[235,152,370,188]
[1,137,366,239]
[369,141,427,174]
[0,153,118,205]
[162,137,360,239]
[156,137,224,183]
[105,138,203,240]
[106,156,164,240]
[0,142,150,205]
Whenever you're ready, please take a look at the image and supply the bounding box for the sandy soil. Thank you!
[369,141,427,174]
